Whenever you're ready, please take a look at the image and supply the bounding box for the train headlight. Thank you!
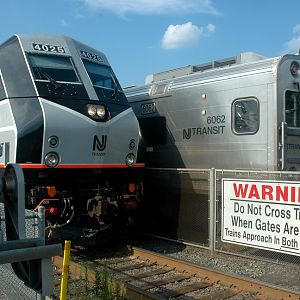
[45,152,59,168]
[125,153,135,167]
[87,104,107,120]
[97,105,106,119]
[290,61,299,77]
[87,105,97,117]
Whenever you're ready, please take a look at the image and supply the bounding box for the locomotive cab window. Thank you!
[285,91,300,127]
[82,59,121,91]
[233,98,259,134]
[0,75,5,100]
[28,53,80,83]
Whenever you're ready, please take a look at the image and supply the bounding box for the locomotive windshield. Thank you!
[82,59,122,91]
[28,53,80,83]
[285,91,300,127]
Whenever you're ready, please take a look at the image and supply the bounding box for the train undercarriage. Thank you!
[23,168,143,239]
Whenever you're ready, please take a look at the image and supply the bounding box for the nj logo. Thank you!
[93,135,107,151]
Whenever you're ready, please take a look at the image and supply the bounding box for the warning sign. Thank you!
[222,178,300,256]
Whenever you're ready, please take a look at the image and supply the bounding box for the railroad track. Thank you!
[53,246,300,300]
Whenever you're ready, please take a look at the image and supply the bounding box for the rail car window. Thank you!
[82,59,121,91]
[233,98,259,134]
[28,54,80,83]
[285,91,300,127]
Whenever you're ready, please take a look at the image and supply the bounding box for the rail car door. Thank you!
[281,90,300,170]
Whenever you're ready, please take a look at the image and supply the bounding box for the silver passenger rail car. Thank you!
[126,52,300,242]
[126,51,300,171]
[0,34,143,234]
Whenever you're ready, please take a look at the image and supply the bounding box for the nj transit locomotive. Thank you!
[126,51,300,171]
[0,34,143,234]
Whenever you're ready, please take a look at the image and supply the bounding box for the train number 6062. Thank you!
[207,115,225,124]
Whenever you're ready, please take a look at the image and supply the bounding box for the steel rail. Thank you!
[53,246,300,300]
[131,247,300,300]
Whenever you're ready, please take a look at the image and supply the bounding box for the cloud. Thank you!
[293,24,300,34]
[60,19,68,27]
[206,23,216,33]
[284,36,300,54]
[83,0,219,16]
[284,24,300,53]
[162,22,216,49]
[74,13,85,19]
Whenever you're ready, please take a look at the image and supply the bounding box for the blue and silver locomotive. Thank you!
[0,34,143,235]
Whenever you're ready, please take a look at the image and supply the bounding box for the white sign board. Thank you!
[222,178,300,256]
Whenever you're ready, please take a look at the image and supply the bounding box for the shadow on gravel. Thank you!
[245,247,300,265]
[130,234,187,255]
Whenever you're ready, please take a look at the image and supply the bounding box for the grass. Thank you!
[63,265,126,300]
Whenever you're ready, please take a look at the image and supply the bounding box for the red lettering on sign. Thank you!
[261,185,273,200]
[233,183,248,198]
[276,185,289,202]
[248,185,260,199]
[232,182,300,203]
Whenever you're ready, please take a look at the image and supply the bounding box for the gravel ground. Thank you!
[0,264,42,300]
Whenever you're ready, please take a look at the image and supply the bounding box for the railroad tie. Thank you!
[120,266,174,283]
[139,273,192,290]
[110,261,155,271]
[158,281,212,298]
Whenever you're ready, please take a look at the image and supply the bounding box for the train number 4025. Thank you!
[32,43,65,53]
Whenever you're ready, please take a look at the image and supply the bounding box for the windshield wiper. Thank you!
[110,71,118,99]
[34,66,62,91]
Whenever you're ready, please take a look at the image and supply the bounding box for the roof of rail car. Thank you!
[125,55,284,99]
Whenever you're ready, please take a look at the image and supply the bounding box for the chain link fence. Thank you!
[139,168,210,245]
[0,203,44,300]
[140,167,300,291]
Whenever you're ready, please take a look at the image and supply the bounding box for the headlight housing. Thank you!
[129,139,136,150]
[97,106,106,119]
[45,152,60,168]
[48,136,59,148]
[290,61,299,77]
[87,105,97,117]
[125,153,135,167]
[87,104,107,120]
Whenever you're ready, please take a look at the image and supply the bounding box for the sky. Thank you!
[1,0,300,87]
